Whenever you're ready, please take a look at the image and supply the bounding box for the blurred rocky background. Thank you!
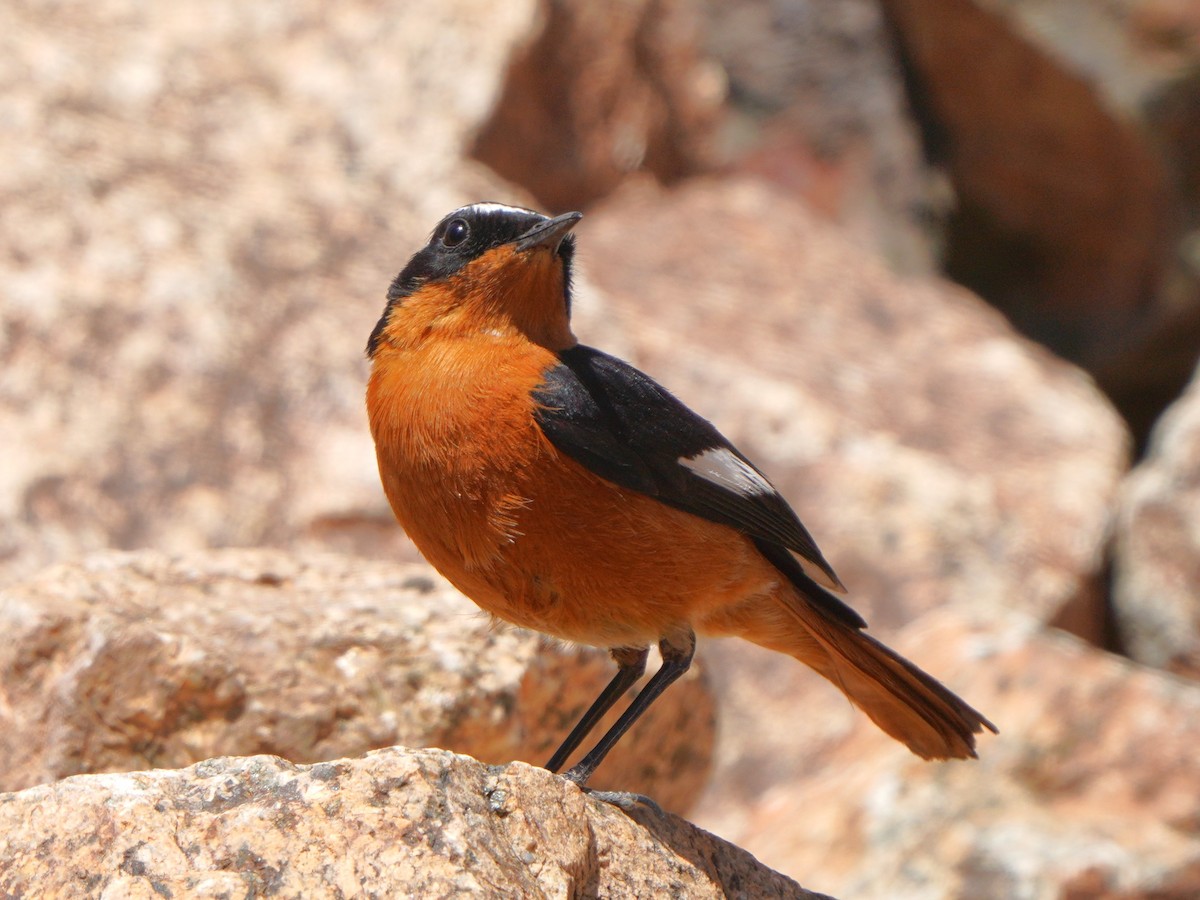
[2,0,1199,896]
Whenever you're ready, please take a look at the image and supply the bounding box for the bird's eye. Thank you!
[442,219,470,248]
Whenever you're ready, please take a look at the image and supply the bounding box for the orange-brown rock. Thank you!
[472,0,723,212]
[696,609,1200,898]
[880,0,1200,443]
[0,748,828,899]
[0,549,714,812]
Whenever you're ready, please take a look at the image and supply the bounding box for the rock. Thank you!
[471,0,724,212]
[880,0,1200,444]
[1114,361,1200,677]
[697,0,947,276]
[0,748,828,899]
[0,0,638,584]
[695,609,1200,899]
[0,549,714,812]
[580,177,1128,635]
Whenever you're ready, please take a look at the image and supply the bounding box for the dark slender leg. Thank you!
[545,646,648,773]
[564,630,696,787]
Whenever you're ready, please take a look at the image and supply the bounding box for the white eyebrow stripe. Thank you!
[679,447,774,496]
[459,202,540,217]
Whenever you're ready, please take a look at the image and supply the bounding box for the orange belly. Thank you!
[368,337,779,648]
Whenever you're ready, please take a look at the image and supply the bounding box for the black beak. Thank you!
[515,211,583,252]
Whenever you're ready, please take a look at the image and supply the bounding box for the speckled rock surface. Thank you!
[0,748,827,899]
[0,0,624,584]
[0,549,714,812]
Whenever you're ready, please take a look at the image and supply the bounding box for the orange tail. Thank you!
[721,590,997,759]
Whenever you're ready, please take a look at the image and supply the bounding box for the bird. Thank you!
[366,201,995,788]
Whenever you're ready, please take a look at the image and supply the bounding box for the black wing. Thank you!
[532,345,865,630]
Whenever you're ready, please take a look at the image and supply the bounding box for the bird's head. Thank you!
[367,203,582,357]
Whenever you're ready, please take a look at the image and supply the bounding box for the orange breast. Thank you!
[368,336,780,649]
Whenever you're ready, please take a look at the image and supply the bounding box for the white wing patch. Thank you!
[791,550,846,593]
[679,447,774,497]
[460,202,540,218]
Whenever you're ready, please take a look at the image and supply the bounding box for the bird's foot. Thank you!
[580,787,664,816]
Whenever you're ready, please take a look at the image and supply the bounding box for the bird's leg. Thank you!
[563,630,696,787]
[545,645,648,773]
